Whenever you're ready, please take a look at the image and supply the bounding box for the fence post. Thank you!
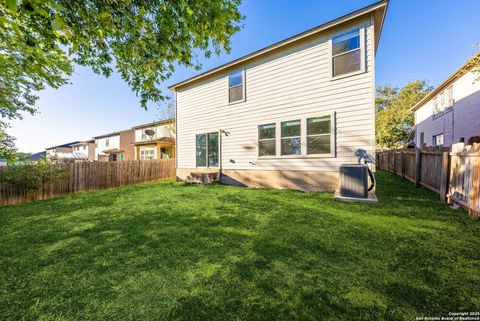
[439,151,449,203]
[414,149,421,187]
[393,150,396,174]
[469,143,480,217]
[400,151,405,178]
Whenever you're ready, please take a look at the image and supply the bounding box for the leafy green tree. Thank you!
[0,125,16,160]
[0,0,244,157]
[376,80,432,150]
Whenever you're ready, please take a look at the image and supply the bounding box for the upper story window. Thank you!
[446,86,453,106]
[432,97,439,113]
[332,29,362,78]
[440,91,445,106]
[228,70,245,103]
[105,138,110,147]
[432,86,454,118]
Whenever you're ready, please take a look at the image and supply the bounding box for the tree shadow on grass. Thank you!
[1,173,479,320]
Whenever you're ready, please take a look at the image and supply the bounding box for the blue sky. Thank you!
[10,0,480,152]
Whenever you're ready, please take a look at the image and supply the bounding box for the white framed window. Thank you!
[447,86,454,107]
[258,113,335,158]
[281,120,301,155]
[307,115,332,155]
[196,132,219,167]
[432,97,439,114]
[140,147,155,160]
[432,133,444,147]
[331,28,364,78]
[258,123,276,156]
[105,138,110,147]
[228,70,245,103]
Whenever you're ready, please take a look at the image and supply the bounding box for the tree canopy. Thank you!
[0,0,244,157]
[376,80,432,150]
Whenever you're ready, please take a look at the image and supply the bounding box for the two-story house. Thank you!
[93,129,135,161]
[411,53,480,147]
[170,1,388,191]
[71,139,95,161]
[45,141,87,161]
[133,119,175,160]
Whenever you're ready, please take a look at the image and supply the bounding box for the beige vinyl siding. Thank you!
[176,17,375,172]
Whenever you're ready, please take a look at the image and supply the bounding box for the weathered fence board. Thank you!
[0,159,175,206]
[377,144,479,217]
[448,143,480,216]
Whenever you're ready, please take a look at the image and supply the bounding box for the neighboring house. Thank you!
[30,151,47,162]
[411,53,480,147]
[132,118,175,160]
[71,139,96,161]
[45,142,87,161]
[170,1,388,191]
[94,129,135,161]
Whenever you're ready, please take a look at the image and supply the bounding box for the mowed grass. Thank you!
[0,171,479,321]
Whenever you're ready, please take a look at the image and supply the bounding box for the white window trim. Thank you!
[195,131,220,168]
[280,119,302,156]
[329,27,366,81]
[257,112,336,159]
[258,123,276,157]
[227,69,246,105]
[139,146,156,160]
[432,133,444,147]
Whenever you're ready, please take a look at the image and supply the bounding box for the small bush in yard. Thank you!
[1,156,68,193]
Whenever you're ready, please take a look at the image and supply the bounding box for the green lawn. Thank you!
[0,171,479,321]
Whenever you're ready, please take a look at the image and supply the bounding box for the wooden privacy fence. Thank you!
[377,143,480,217]
[0,159,175,206]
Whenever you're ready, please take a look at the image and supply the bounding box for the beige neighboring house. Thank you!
[45,141,88,161]
[170,1,388,191]
[411,53,480,147]
[71,139,96,161]
[94,129,135,161]
[132,118,175,160]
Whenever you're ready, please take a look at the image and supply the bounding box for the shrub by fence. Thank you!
[376,143,480,217]
[0,159,175,206]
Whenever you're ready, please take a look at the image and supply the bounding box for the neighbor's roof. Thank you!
[71,139,95,146]
[132,118,175,129]
[93,129,132,139]
[45,141,80,150]
[30,151,46,161]
[169,0,388,91]
[410,52,480,112]
[49,152,88,160]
